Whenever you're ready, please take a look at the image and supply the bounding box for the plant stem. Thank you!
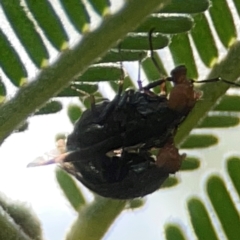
[0,0,170,144]
[66,197,126,240]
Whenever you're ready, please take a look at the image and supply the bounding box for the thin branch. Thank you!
[0,0,170,144]
[66,197,126,240]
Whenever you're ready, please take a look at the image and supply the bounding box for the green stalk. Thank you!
[0,0,170,144]
[66,197,126,240]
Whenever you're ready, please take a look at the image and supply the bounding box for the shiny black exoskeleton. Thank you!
[62,65,197,199]
[62,141,185,199]
[67,67,190,156]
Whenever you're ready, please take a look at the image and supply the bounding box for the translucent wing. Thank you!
[27,139,68,167]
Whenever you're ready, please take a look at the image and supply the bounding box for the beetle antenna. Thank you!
[148,28,163,76]
[148,28,167,95]
[193,77,240,87]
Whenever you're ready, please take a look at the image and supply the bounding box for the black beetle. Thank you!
[28,63,240,199]
[56,65,197,199]
[61,140,185,199]
[67,65,199,156]
[28,65,201,199]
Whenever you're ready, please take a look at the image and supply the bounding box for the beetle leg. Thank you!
[97,80,124,122]
[148,28,163,75]
[142,78,168,91]
[96,56,125,122]
[147,29,176,97]
[71,83,118,122]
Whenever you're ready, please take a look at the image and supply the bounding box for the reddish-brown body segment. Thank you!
[167,65,202,113]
